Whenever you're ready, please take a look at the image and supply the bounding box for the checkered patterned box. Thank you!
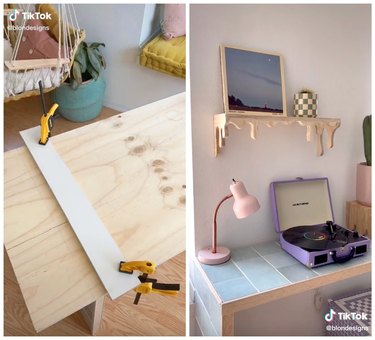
[326,289,371,336]
[294,93,318,117]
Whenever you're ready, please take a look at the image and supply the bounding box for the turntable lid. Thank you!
[270,178,334,233]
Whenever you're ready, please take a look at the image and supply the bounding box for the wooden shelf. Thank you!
[214,113,341,156]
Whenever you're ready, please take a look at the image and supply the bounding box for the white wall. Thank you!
[74,4,185,111]
[191,4,371,253]
[139,4,161,46]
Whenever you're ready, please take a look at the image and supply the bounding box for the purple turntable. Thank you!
[270,178,370,268]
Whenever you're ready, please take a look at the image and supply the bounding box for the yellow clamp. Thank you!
[39,103,59,145]
[134,282,179,296]
[119,260,156,275]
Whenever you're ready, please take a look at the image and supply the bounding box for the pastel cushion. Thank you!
[5,67,61,97]
[162,4,186,40]
[16,19,59,60]
[140,34,185,79]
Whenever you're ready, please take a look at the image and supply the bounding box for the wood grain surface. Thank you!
[346,201,372,238]
[4,250,186,335]
[4,93,186,333]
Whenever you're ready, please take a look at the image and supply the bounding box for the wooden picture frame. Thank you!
[221,45,287,116]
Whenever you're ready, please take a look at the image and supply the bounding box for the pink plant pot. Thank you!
[356,162,371,207]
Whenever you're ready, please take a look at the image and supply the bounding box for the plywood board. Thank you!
[20,127,140,300]
[4,92,186,332]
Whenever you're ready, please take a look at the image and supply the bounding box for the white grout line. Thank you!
[194,257,223,304]
[194,290,218,336]
[230,258,260,293]
[311,267,321,275]
[250,242,293,284]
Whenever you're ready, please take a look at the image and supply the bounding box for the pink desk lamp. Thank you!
[198,179,260,265]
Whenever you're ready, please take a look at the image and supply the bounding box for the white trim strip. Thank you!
[20,126,140,300]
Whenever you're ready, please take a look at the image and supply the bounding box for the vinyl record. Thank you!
[283,225,348,251]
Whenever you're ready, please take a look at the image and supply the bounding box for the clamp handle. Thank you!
[133,278,180,304]
[39,103,59,145]
[119,260,179,305]
[119,260,156,275]
[134,283,179,296]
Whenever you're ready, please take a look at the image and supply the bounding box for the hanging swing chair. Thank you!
[3,4,85,102]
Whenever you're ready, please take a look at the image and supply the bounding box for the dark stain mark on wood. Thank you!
[129,144,147,155]
[179,196,186,204]
[124,136,135,142]
[161,186,173,194]
[152,159,166,167]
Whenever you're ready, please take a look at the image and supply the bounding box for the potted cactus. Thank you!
[293,88,318,118]
[356,115,371,206]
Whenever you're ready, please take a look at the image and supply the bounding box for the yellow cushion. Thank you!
[140,34,185,79]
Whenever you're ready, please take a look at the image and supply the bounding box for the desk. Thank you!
[4,93,186,333]
[193,240,371,336]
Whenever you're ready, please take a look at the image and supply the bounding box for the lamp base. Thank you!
[197,246,231,265]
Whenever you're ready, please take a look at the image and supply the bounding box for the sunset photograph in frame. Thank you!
[221,45,287,116]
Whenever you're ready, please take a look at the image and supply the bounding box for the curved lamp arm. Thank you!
[212,194,233,253]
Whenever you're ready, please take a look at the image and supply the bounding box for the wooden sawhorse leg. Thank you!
[80,295,105,335]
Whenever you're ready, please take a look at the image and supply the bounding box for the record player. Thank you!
[270,177,370,268]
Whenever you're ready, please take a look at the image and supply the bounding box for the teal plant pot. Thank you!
[54,76,106,122]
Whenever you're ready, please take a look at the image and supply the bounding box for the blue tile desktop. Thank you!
[199,241,371,303]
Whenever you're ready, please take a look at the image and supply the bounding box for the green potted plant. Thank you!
[356,115,371,206]
[54,41,106,122]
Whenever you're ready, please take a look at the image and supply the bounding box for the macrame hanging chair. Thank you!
[3,4,85,102]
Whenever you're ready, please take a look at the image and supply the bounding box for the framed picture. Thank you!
[221,45,287,116]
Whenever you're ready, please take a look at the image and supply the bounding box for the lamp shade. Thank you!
[230,181,260,218]
[198,179,260,265]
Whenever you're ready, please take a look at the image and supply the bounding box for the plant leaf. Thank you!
[75,45,87,73]
[100,55,106,69]
[72,61,82,86]
[90,42,105,49]
[87,47,102,74]
[87,64,99,80]
[91,48,106,69]
[71,79,79,90]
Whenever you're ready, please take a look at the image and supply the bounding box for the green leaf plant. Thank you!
[69,42,106,90]
[363,115,371,166]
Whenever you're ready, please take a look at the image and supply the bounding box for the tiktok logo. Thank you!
[325,309,336,322]
[8,9,19,22]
